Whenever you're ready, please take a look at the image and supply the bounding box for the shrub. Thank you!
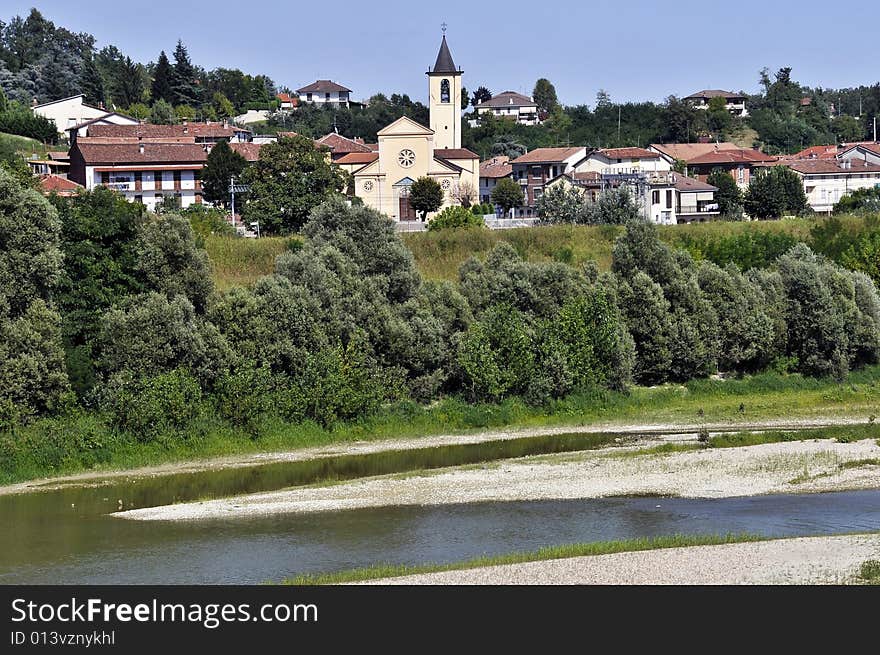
[104,369,203,442]
[427,206,485,231]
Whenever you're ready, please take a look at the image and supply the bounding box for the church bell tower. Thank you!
[427,31,462,150]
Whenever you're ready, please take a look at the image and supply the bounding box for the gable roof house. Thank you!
[685,90,749,117]
[580,147,671,174]
[31,94,134,136]
[474,91,540,125]
[479,155,513,205]
[296,80,353,107]
[760,158,880,213]
[68,138,210,212]
[508,147,590,215]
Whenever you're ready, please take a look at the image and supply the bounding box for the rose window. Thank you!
[398,149,416,168]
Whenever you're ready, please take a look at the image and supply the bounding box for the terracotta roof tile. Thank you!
[685,90,746,100]
[476,91,537,108]
[598,147,660,159]
[75,141,209,164]
[649,142,740,162]
[780,159,880,175]
[480,156,513,178]
[687,148,776,165]
[511,147,585,164]
[335,152,379,165]
[316,133,373,154]
[87,122,250,139]
[296,80,351,94]
[229,142,263,162]
[434,147,479,159]
[39,174,82,195]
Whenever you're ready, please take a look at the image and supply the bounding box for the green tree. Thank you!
[744,165,808,219]
[136,215,214,312]
[471,85,492,107]
[79,53,105,107]
[536,184,589,224]
[460,86,469,110]
[0,167,69,420]
[241,134,349,234]
[408,176,443,219]
[126,102,150,120]
[212,91,235,119]
[533,78,559,114]
[52,187,147,397]
[706,96,733,135]
[149,98,175,124]
[706,170,743,218]
[150,50,173,103]
[170,40,201,107]
[586,186,643,224]
[201,139,247,207]
[616,272,673,384]
[491,177,524,216]
[427,205,484,231]
[661,95,700,143]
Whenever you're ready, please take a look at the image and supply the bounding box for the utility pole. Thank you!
[229,175,236,230]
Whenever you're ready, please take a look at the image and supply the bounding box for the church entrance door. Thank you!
[398,190,416,220]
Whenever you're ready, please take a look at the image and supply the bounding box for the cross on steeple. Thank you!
[441,22,447,34]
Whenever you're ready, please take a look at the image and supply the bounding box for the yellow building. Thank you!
[348,34,479,221]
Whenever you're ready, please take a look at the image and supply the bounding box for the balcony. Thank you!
[103,181,135,192]
[677,202,720,216]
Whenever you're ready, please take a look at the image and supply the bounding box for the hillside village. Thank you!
[1,12,877,232]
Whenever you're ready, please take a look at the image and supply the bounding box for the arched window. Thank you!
[440,79,450,103]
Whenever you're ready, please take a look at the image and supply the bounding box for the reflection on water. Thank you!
[2,489,879,584]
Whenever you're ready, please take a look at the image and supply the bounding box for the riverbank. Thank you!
[0,417,871,497]
[118,432,880,521]
[356,534,880,585]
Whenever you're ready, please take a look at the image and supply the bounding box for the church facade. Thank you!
[348,35,479,220]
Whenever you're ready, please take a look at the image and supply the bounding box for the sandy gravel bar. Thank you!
[3,416,866,497]
[118,437,880,521]
[356,534,880,585]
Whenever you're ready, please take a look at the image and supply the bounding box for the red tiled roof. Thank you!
[434,147,479,159]
[511,147,585,164]
[366,143,379,151]
[229,142,263,162]
[87,122,251,139]
[649,142,740,162]
[840,141,880,157]
[335,152,379,165]
[75,141,209,164]
[786,144,839,160]
[276,93,299,106]
[296,80,351,94]
[672,174,716,192]
[316,133,373,154]
[480,156,512,178]
[687,148,776,165]
[47,151,70,161]
[598,147,660,159]
[780,159,880,175]
[39,174,82,195]
[571,171,601,182]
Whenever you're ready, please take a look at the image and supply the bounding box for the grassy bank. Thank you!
[204,234,289,290]
[281,533,765,584]
[2,366,880,487]
[204,214,875,288]
[0,131,52,159]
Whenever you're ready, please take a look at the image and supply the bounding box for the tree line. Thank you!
[2,169,879,476]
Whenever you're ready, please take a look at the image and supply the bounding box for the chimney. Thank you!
[182,119,188,126]
[183,126,189,134]
[138,143,145,155]
[32,97,38,107]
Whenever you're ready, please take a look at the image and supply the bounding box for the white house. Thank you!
[295,80,352,107]
[579,147,672,174]
[474,91,540,125]
[65,111,142,139]
[777,159,880,213]
[68,139,209,212]
[684,90,749,117]
[838,143,880,166]
[32,94,138,136]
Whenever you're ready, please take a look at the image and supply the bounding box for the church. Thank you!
[342,33,479,221]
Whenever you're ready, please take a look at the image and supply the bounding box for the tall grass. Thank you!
[205,214,878,287]
[0,131,51,158]
[205,235,289,290]
[281,533,764,584]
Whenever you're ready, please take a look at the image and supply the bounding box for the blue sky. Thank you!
[7,1,879,106]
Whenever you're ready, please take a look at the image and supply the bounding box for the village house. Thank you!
[296,80,352,107]
[509,147,589,215]
[649,142,776,189]
[474,91,540,125]
[762,159,880,213]
[579,147,672,174]
[68,139,209,211]
[276,93,299,110]
[685,90,749,117]
[479,155,513,205]
[70,121,252,146]
[31,94,140,136]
